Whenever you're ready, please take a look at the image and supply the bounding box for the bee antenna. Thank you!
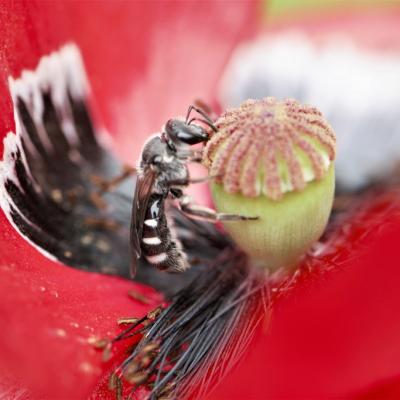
[186,104,217,130]
[187,117,218,133]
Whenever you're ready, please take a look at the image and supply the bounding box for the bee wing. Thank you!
[130,168,157,277]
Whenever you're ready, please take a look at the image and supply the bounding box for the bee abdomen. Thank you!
[142,200,187,272]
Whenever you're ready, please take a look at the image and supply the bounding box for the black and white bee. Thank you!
[130,105,256,275]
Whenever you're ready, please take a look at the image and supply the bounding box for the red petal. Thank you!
[0,2,257,398]
[210,7,400,399]
[353,375,400,400]
[0,212,159,398]
[268,6,400,51]
[209,189,400,399]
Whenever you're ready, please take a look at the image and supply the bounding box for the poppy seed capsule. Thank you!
[203,97,336,270]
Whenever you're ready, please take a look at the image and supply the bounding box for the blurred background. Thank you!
[221,0,400,193]
[1,0,399,195]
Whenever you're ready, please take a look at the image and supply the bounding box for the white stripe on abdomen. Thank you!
[145,252,167,264]
[142,237,162,245]
[144,219,157,228]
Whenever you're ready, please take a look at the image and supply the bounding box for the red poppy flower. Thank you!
[1,2,400,400]
[210,3,400,400]
[0,2,258,399]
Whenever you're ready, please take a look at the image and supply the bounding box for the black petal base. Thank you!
[0,44,267,399]
[0,44,231,296]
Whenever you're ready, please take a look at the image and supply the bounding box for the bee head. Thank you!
[165,119,209,147]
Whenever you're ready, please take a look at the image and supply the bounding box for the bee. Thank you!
[130,105,257,276]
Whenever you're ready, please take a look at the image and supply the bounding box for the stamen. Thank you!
[127,290,152,305]
[118,317,141,325]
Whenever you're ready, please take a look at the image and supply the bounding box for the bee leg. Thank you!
[91,165,136,194]
[186,153,203,163]
[176,149,203,163]
[167,175,219,187]
[178,195,259,222]
[188,175,220,184]
[88,165,135,211]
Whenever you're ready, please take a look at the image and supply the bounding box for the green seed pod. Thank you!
[203,97,336,270]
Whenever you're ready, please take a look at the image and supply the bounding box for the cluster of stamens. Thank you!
[203,97,336,200]
[91,302,181,399]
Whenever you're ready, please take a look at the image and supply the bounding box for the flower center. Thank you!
[203,97,336,200]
